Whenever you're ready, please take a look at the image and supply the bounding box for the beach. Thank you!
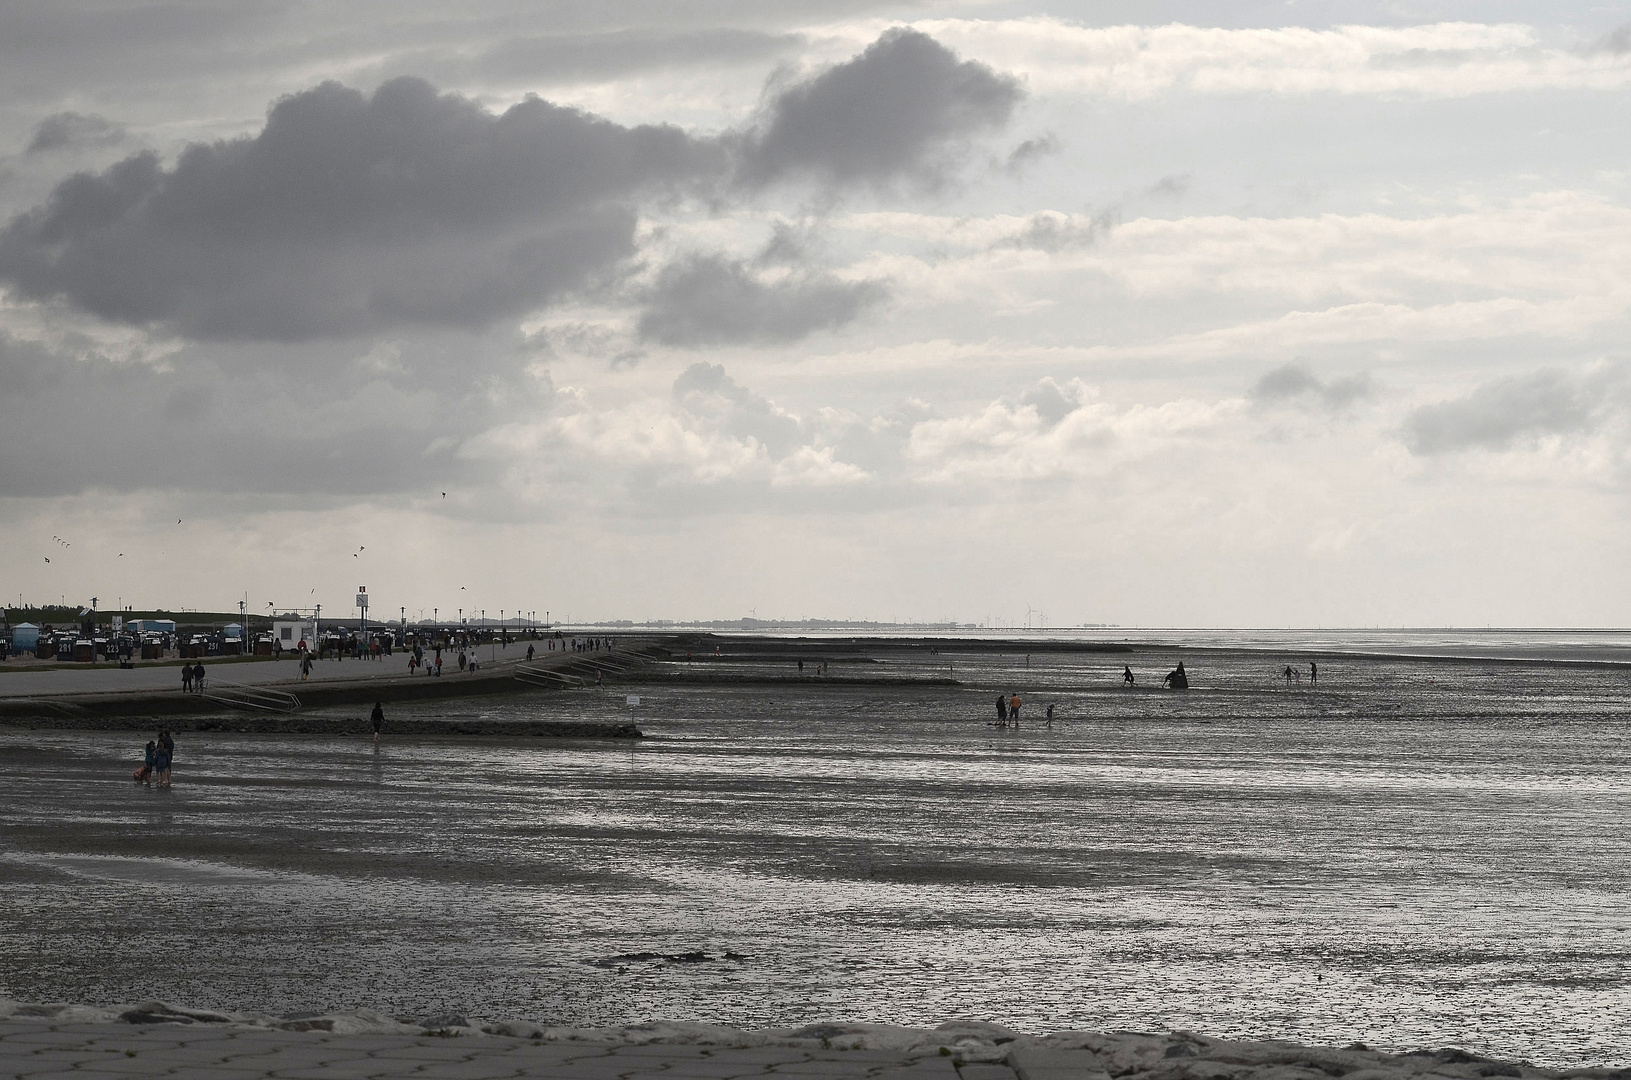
[2,1001,1617,1080]
[2,637,1628,1068]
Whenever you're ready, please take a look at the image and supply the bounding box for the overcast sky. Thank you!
[4,0,1631,628]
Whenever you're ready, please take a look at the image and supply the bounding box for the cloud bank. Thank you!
[0,29,1019,343]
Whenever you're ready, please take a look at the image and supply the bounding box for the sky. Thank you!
[3,0,1631,628]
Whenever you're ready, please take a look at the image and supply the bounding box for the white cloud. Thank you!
[771,445,871,487]
[887,19,1631,99]
[906,378,1238,483]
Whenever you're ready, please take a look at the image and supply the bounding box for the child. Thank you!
[135,741,156,786]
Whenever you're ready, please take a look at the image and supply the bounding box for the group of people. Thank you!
[1115,662,1189,689]
[992,694,1058,727]
[1283,662,1317,685]
[179,662,208,693]
[551,636,613,652]
[134,730,175,787]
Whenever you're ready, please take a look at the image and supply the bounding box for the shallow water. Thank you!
[2,643,1629,1066]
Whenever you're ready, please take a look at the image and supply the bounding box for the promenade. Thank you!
[0,1003,1598,1080]
[0,640,559,698]
[0,638,659,726]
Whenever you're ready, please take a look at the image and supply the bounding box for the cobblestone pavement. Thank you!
[0,1020,1007,1080]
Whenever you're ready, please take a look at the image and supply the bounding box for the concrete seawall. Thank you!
[0,641,668,735]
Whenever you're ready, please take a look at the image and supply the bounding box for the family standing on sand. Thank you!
[1283,662,1317,686]
[133,730,175,788]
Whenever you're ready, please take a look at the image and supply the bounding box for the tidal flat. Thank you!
[2,641,1628,1067]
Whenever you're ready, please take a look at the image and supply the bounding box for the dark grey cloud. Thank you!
[2,29,1018,343]
[1005,134,1061,173]
[734,27,1022,190]
[26,112,126,154]
[1402,369,1602,455]
[639,253,886,347]
[0,77,721,340]
[1251,361,1375,410]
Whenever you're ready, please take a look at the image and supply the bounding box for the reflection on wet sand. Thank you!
[1,642,1628,1067]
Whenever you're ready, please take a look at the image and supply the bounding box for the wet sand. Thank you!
[2,642,1628,1067]
[3,1002,1614,1080]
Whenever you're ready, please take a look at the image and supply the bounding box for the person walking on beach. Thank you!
[1123,666,1135,686]
[1163,662,1188,690]
[152,733,171,788]
[181,664,193,693]
[370,701,384,744]
[158,731,174,786]
[138,741,156,786]
[1283,665,1294,686]
[995,694,1006,722]
[193,662,206,692]
[1045,703,1054,727]
[1009,694,1022,723]
[1310,661,1318,684]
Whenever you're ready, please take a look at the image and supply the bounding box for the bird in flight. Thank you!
[44,557,50,563]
